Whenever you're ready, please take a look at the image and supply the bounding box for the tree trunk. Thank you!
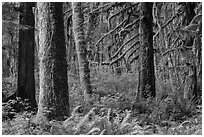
[184,65,197,101]
[184,2,196,25]
[72,2,93,105]
[36,2,70,120]
[183,2,198,102]
[137,2,156,99]
[17,2,37,108]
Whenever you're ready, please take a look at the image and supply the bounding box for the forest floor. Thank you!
[2,72,202,135]
[2,102,202,135]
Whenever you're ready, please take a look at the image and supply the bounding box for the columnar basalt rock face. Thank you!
[36,2,70,120]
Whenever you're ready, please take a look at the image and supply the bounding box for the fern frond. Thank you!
[179,120,191,128]
[86,127,100,135]
[107,108,112,122]
[100,129,107,135]
[74,107,96,134]
[63,115,75,129]
[97,117,112,134]
[72,105,82,115]
[119,123,131,132]
[120,111,131,127]
[63,106,83,129]
[50,125,67,135]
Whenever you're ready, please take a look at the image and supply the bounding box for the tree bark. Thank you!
[36,2,70,120]
[17,2,37,108]
[137,2,156,99]
[183,2,198,102]
[184,2,196,25]
[72,2,93,105]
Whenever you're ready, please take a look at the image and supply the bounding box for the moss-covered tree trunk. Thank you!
[72,2,93,105]
[36,2,69,120]
[183,2,198,102]
[17,2,37,108]
[137,2,156,99]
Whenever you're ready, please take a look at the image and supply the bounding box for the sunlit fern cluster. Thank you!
[48,106,156,135]
[49,102,201,135]
[2,102,201,135]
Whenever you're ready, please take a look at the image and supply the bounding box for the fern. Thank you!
[99,129,107,135]
[86,127,100,135]
[74,107,96,134]
[97,116,112,134]
[120,110,131,127]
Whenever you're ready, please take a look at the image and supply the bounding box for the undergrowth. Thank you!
[2,103,202,135]
[2,72,202,135]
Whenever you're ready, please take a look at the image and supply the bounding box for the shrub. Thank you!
[2,98,33,120]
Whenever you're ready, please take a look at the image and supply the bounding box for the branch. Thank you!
[102,41,140,65]
[63,9,72,16]
[92,2,130,14]
[124,18,140,30]
[129,55,139,64]
[127,46,139,62]
[109,33,139,60]
[3,20,36,30]
[108,3,139,28]
[162,35,181,56]
[162,42,182,56]
[85,12,94,42]
[110,41,140,65]
[162,11,184,29]
[118,28,131,35]
[169,35,180,49]
[118,17,140,35]
[153,10,184,40]
[94,18,128,48]
[91,90,115,97]
[91,2,114,13]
